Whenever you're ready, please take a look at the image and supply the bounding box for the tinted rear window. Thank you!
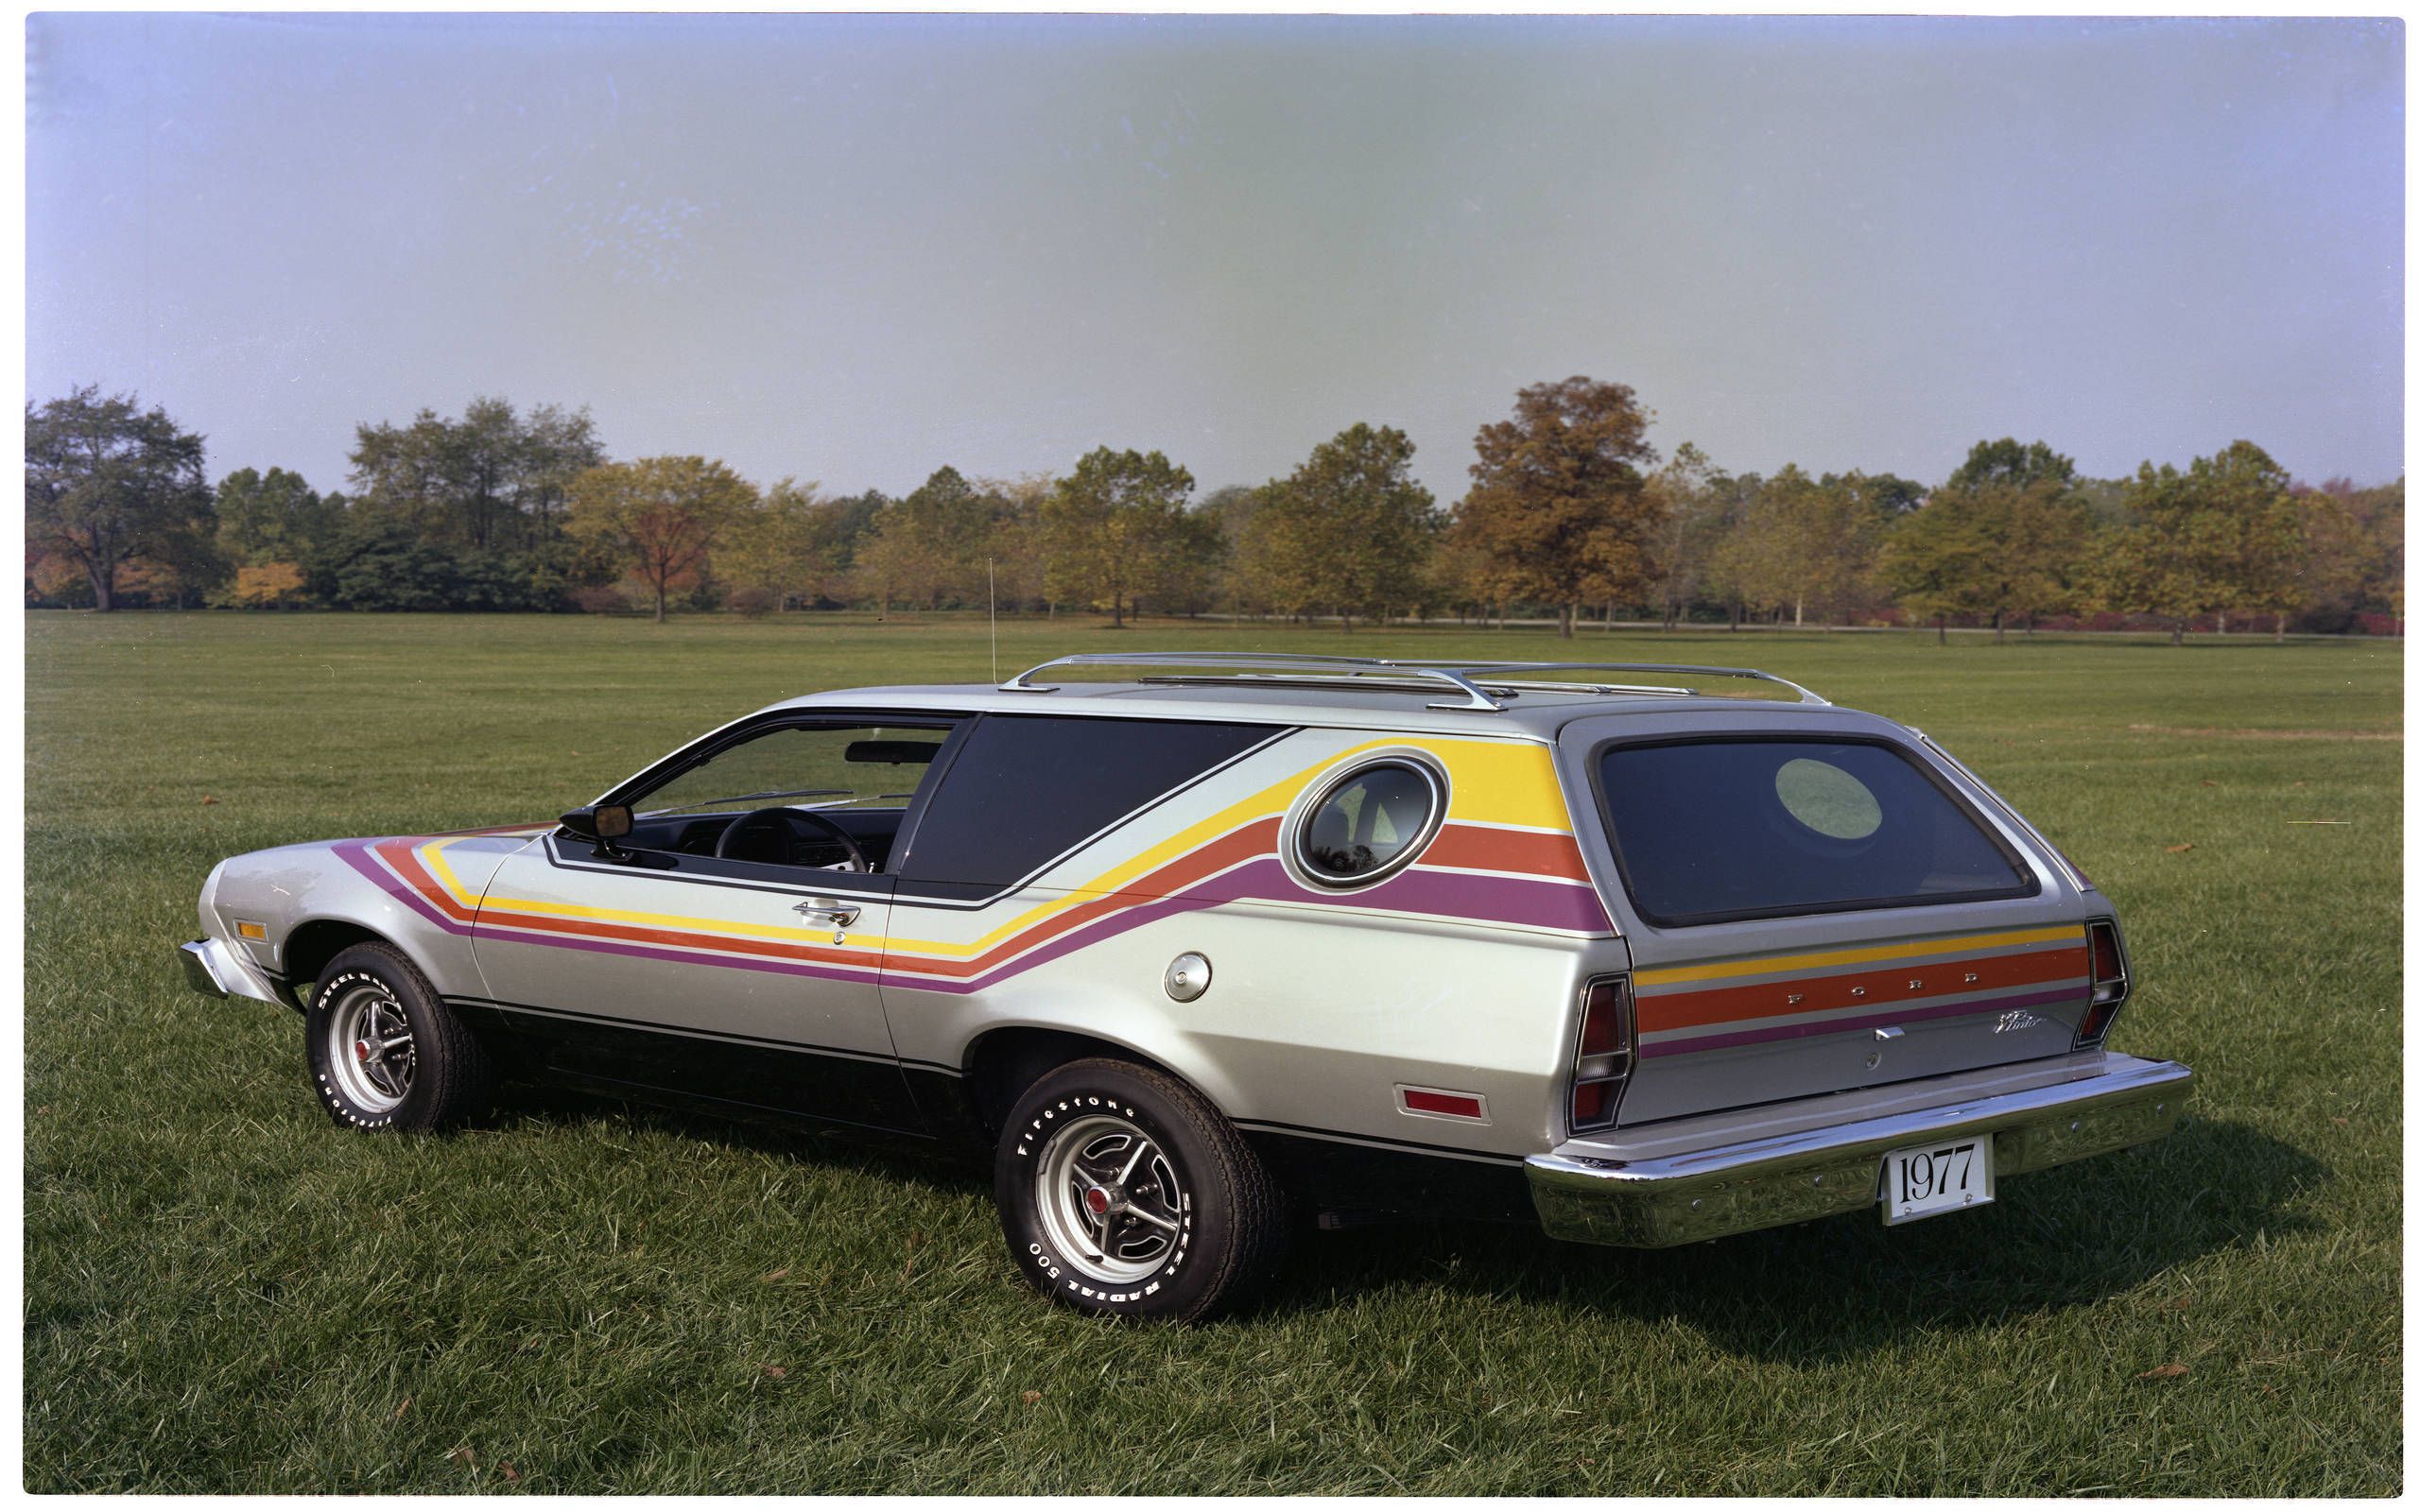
[901,715,1277,890]
[1595,738,2035,926]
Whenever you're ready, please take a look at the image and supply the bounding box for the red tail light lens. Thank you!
[1579,979,1624,1057]
[1570,976,1633,1132]
[2077,920,2129,1047]
[1571,1080,1610,1125]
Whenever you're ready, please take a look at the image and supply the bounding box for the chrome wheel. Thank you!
[1033,1112,1187,1285]
[325,981,415,1113]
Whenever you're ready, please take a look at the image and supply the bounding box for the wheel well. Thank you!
[961,1027,1176,1137]
[281,919,391,992]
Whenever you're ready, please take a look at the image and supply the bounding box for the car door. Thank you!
[468,713,963,1132]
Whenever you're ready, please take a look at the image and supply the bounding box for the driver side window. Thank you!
[617,720,954,874]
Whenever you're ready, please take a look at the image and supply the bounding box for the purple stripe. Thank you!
[470,923,885,987]
[1640,985,2085,1058]
[887,858,1613,995]
[337,840,474,936]
[1188,857,1614,935]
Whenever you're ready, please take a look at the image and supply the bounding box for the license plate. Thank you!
[1878,1137,1995,1224]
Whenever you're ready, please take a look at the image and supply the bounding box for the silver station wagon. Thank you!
[181,653,2193,1321]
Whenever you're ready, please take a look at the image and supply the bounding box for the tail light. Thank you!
[2075,919,2130,1047]
[1569,975,1634,1132]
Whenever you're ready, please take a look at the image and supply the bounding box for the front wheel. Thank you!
[303,941,494,1131]
[995,1057,1287,1322]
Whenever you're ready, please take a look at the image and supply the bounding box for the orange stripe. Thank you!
[1637,945,2091,1035]
[1423,824,1592,881]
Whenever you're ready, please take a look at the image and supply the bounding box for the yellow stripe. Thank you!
[1634,925,2086,988]
[423,839,875,946]
[433,731,1580,961]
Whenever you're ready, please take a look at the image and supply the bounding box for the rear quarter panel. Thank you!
[877,726,1628,1160]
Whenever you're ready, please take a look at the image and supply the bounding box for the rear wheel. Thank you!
[995,1057,1287,1322]
[303,942,494,1131]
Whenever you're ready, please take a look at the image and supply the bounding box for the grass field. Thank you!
[23,610,2403,1493]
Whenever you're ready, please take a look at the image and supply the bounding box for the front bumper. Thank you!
[179,937,291,1007]
[1527,1054,2193,1247]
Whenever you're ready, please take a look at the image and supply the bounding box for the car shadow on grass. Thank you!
[1261,1116,2329,1361]
[491,1080,994,1202]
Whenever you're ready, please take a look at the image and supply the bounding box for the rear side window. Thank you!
[901,715,1278,890]
[1595,738,2035,926]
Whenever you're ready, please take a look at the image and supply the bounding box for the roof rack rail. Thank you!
[997,653,1827,711]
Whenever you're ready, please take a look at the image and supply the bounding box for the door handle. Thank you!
[792,899,862,929]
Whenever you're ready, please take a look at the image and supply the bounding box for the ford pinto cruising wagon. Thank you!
[182,653,2192,1320]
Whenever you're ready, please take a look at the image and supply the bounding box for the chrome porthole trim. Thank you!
[1279,750,1451,892]
[325,981,416,1113]
[1032,1112,1188,1285]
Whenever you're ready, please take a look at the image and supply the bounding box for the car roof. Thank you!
[753,655,1869,740]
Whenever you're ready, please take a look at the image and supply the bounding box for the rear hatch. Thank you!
[1556,711,2099,1126]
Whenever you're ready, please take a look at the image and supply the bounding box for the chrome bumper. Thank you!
[1526,1055,2194,1247]
[179,937,291,1007]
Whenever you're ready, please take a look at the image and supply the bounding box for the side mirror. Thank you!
[560,803,634,851]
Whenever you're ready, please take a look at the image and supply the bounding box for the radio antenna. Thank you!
[988,558,998,683]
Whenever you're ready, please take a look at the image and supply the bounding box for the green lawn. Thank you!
[23,611,2403,1493]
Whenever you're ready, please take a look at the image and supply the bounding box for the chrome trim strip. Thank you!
[1527,1056,2192,1247]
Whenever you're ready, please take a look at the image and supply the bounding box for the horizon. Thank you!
[26,13,2406,501]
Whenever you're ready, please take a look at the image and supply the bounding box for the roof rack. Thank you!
[996,653,1827,712]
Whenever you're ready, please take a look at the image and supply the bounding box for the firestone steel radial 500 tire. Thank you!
[303,941,495,1132]
[996,1057,1288,1322]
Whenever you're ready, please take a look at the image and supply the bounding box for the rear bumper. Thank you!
[179,937,292,1008]
[1526,1054,2193,1247]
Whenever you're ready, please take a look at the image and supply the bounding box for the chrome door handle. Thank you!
[792,899,861,928]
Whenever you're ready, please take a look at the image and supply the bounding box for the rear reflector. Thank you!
[1400,1087,1487,1121]
[1569,976,1634,1133]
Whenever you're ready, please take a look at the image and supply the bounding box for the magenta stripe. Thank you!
[1639,985,2085,1058]
[337,840,474,936]
[469,923,885,987]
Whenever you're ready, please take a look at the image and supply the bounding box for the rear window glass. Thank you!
[901,715,1277,890]
[1595,738,2035,926]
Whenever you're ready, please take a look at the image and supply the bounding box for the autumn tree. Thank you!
[1042,447,1196,627]
[1715,465,1885,627]
[2088,441,2303,644]
[1642,442,1737,629]
[566,455,755,622]
[1878,476,2090,642]
[1237,423,1440,629]
[720,479,834,611]
[857,466,996,611]
[26,387,218,611]
[1449,377,1662,638]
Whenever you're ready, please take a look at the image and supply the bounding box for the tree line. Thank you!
[25,378,2404,641]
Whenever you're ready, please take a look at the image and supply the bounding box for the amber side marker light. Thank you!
[1569,976,1634,1133]
[2076,919,2129,1047]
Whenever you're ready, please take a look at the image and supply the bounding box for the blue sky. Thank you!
[25,13,2405,500]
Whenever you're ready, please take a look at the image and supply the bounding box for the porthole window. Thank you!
[1773,757,1884,841]
[1294,759,1444,886]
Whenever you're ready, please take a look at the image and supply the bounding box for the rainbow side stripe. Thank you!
[337,735,1616,994]
[1632,925,2092,1057]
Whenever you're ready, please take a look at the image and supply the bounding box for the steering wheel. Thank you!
[714,807,871,871]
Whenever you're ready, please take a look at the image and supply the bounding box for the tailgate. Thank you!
[1556,713,2099,1126]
